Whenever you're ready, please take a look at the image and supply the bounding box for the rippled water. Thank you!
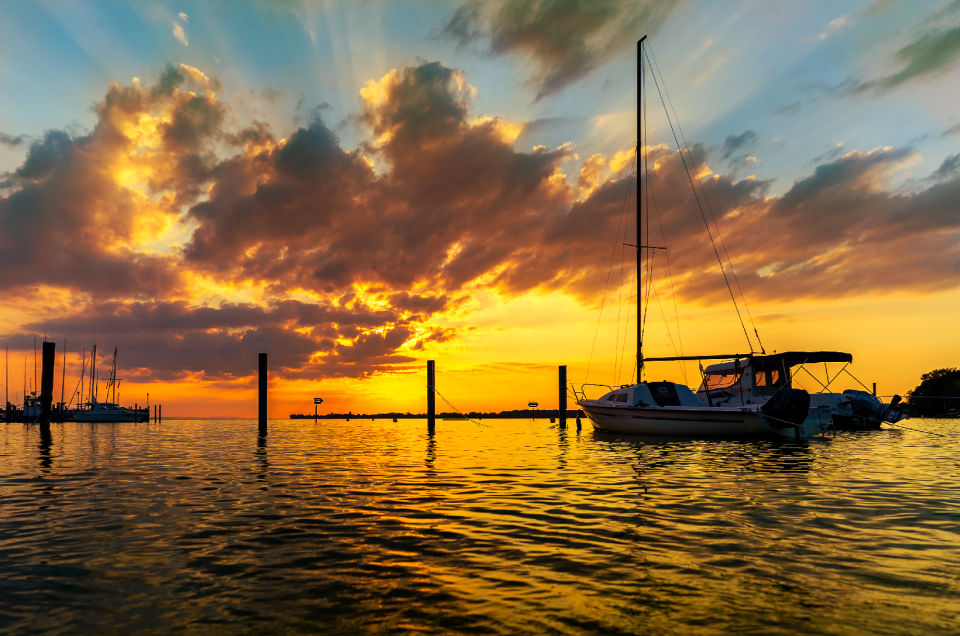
[1,418,958,635]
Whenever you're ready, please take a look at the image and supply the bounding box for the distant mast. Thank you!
[637,35,647,383]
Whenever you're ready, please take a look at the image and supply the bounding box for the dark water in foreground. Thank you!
[1,418,958,635]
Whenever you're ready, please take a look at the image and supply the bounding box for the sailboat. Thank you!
[575,37,830,439]
[73,345,148,423]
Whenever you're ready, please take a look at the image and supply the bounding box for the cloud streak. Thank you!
[437,0,678,100]
[839,25,959,95]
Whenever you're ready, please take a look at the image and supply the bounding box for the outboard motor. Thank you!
[761,388,810,427]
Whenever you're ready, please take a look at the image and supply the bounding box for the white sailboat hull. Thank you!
[579,402,828,439]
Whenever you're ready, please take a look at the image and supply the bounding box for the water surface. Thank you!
[1,418,958,634]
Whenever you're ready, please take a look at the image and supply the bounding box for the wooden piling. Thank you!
[872,382,877,397]
[427,360,435,429]
[154,404,157,423]
[558,365,567,428]
[59,340,66,423]
[159,404,162,423]
[259,353,268,433]
[39,341,56,428]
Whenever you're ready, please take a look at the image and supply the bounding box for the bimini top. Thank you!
[750,351,852,371]
[702,351,853,373]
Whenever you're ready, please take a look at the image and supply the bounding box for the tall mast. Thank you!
[637,36,646,383]
[110,347,117,403]
[80,348,85,405]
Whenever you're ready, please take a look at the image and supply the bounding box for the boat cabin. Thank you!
[697,351,852,404]
[597,382,703,408]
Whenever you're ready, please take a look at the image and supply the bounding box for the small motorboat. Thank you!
[696,352,909,429]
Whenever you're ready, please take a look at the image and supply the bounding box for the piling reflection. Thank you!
[424,427,436,474]
[38,425,53,471]
[255,432,269,484]
[557,425,568,470]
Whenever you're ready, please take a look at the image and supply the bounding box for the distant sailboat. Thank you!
[73,345,148,422]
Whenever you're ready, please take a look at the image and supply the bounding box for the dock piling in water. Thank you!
[39,341,56,428]
[259,353,268,434]
[559,365,567,428]
[427,360,435,430]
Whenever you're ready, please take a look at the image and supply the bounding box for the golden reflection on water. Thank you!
[1,418,958,634]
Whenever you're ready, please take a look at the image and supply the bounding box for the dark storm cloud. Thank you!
[839,25,960,95]
[437,0,678,100]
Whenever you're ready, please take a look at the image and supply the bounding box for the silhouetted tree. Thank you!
[907,368,960,417]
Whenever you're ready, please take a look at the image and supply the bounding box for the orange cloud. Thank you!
[2,60,956,399]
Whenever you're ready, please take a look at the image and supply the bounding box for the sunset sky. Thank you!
[1,0,958,417]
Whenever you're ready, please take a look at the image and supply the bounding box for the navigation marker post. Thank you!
[314,397,323,422]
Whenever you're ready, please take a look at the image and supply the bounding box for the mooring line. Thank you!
[434,389,488,427]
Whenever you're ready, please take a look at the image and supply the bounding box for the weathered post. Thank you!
[159,404,162,423]
[427,360,435,430]
[39,341,56,429]
[59,340,66,422]
[259,353,268,434]
[872,382,877,397]
[154,404,157,423]
[558,365,567,428]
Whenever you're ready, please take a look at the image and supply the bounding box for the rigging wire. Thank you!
[585,153,637,383]
[639,54,651,381]
[652,281,684,375]
[645,43,765,354]
[646,155,687,384]
[617,261,638,384]
[614,216,628,385]
[642,46,754,353]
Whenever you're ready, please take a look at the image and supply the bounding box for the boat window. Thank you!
[697,371,742,392]
[754,370,787,396]
[605,392,628,402]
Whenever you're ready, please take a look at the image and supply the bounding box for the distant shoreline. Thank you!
[290,409,583,420]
